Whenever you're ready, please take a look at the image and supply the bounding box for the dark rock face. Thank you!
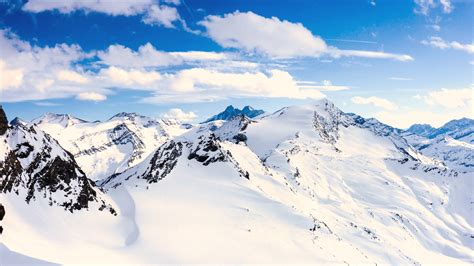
[100,140,183,188]
[188,134,226,166]
[0,106,8,135]
[0,203,4,235]
[233,133,247,143]
[0,124,115,214]
[142,141,183,183]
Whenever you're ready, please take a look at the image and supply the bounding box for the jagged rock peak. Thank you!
[10,117,27,127]
[203,105,264,123]
[0,105,8,135]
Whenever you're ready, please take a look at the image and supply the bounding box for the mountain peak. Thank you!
[406,123,435,136]
[0,105,8,135]
[31,113,87,127]
[203,105,264,123]
[10,117,27,127]
[109,112,144,120]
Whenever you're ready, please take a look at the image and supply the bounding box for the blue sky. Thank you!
[0,0,472,128]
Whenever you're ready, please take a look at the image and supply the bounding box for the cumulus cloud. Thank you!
[57,70,89,84]
[199,11,413,61]
[97,43,227,68]
[142,68,326,104]
[22,0,182,28]
[142,4,181,28]
[101,67,161,86]
[375,86,473,128]
[0,29,92,102]
[421,37,474,53]
[376,108,470,128]
[351,96,398,110]
[423,87,473,108]
[76,92,107,102]
[162,108,197,121]
[0,60,23,90]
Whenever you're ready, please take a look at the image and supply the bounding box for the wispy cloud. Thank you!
[421,36,474,54]
[414,0,453,15]
[33,101,61,106]
[388,77,412,81]
[351,96,398,110]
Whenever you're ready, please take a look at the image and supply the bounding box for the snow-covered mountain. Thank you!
[403,118,474,172]
[30,112,191,180]
[0,106,114,213]
[9,117,27,127]
[203,105,264,123]
[406,123,435,136]
[407,118,474,141]
[1,101,472,264]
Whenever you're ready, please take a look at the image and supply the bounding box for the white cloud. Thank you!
[76,92,107,102]
[22,0,154,15]
[329,49,413,62]
[414,0,436,15]
[36,79,55,92]
[297,80,350,91]
[414,0,452,15]
[439,0,453,13]
[102,67,161,86]
[142,68,326,104]
[33,101,61,106]
[423,87,473,108]
[199,11,413,61]
[0,60,23,90]
[351,96,398,110]
[422,37,474,54]
[162,108,197,121]
[199,11,327,58]
[142,4,181,28]
[22,0,182,28]
[376,109,470,128]
[57,70,88,84]
[376,86,473,128]
[0,30,92,102]
[97,43,228,68]
[388,77,412,81]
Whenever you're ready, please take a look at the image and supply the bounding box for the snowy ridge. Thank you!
[0,109,115,213]
[1,100,472,264]
[403,118,474,172]
[31,112,191,180]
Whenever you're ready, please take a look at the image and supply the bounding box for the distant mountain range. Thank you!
[0,102,472,264]
[203,105,264,123]
[406,118,474,140]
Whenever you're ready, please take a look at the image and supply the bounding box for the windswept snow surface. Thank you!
[2,100,473,264]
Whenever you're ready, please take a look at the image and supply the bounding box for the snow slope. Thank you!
[404,118,474,173]
[1,100,473,264]
[31,112,190,180]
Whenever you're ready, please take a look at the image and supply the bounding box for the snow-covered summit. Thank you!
[9,117,27,127]
[203,105,264,123]
[31,111,192,180]
[31,113,88,128]
[0,107,115,213]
